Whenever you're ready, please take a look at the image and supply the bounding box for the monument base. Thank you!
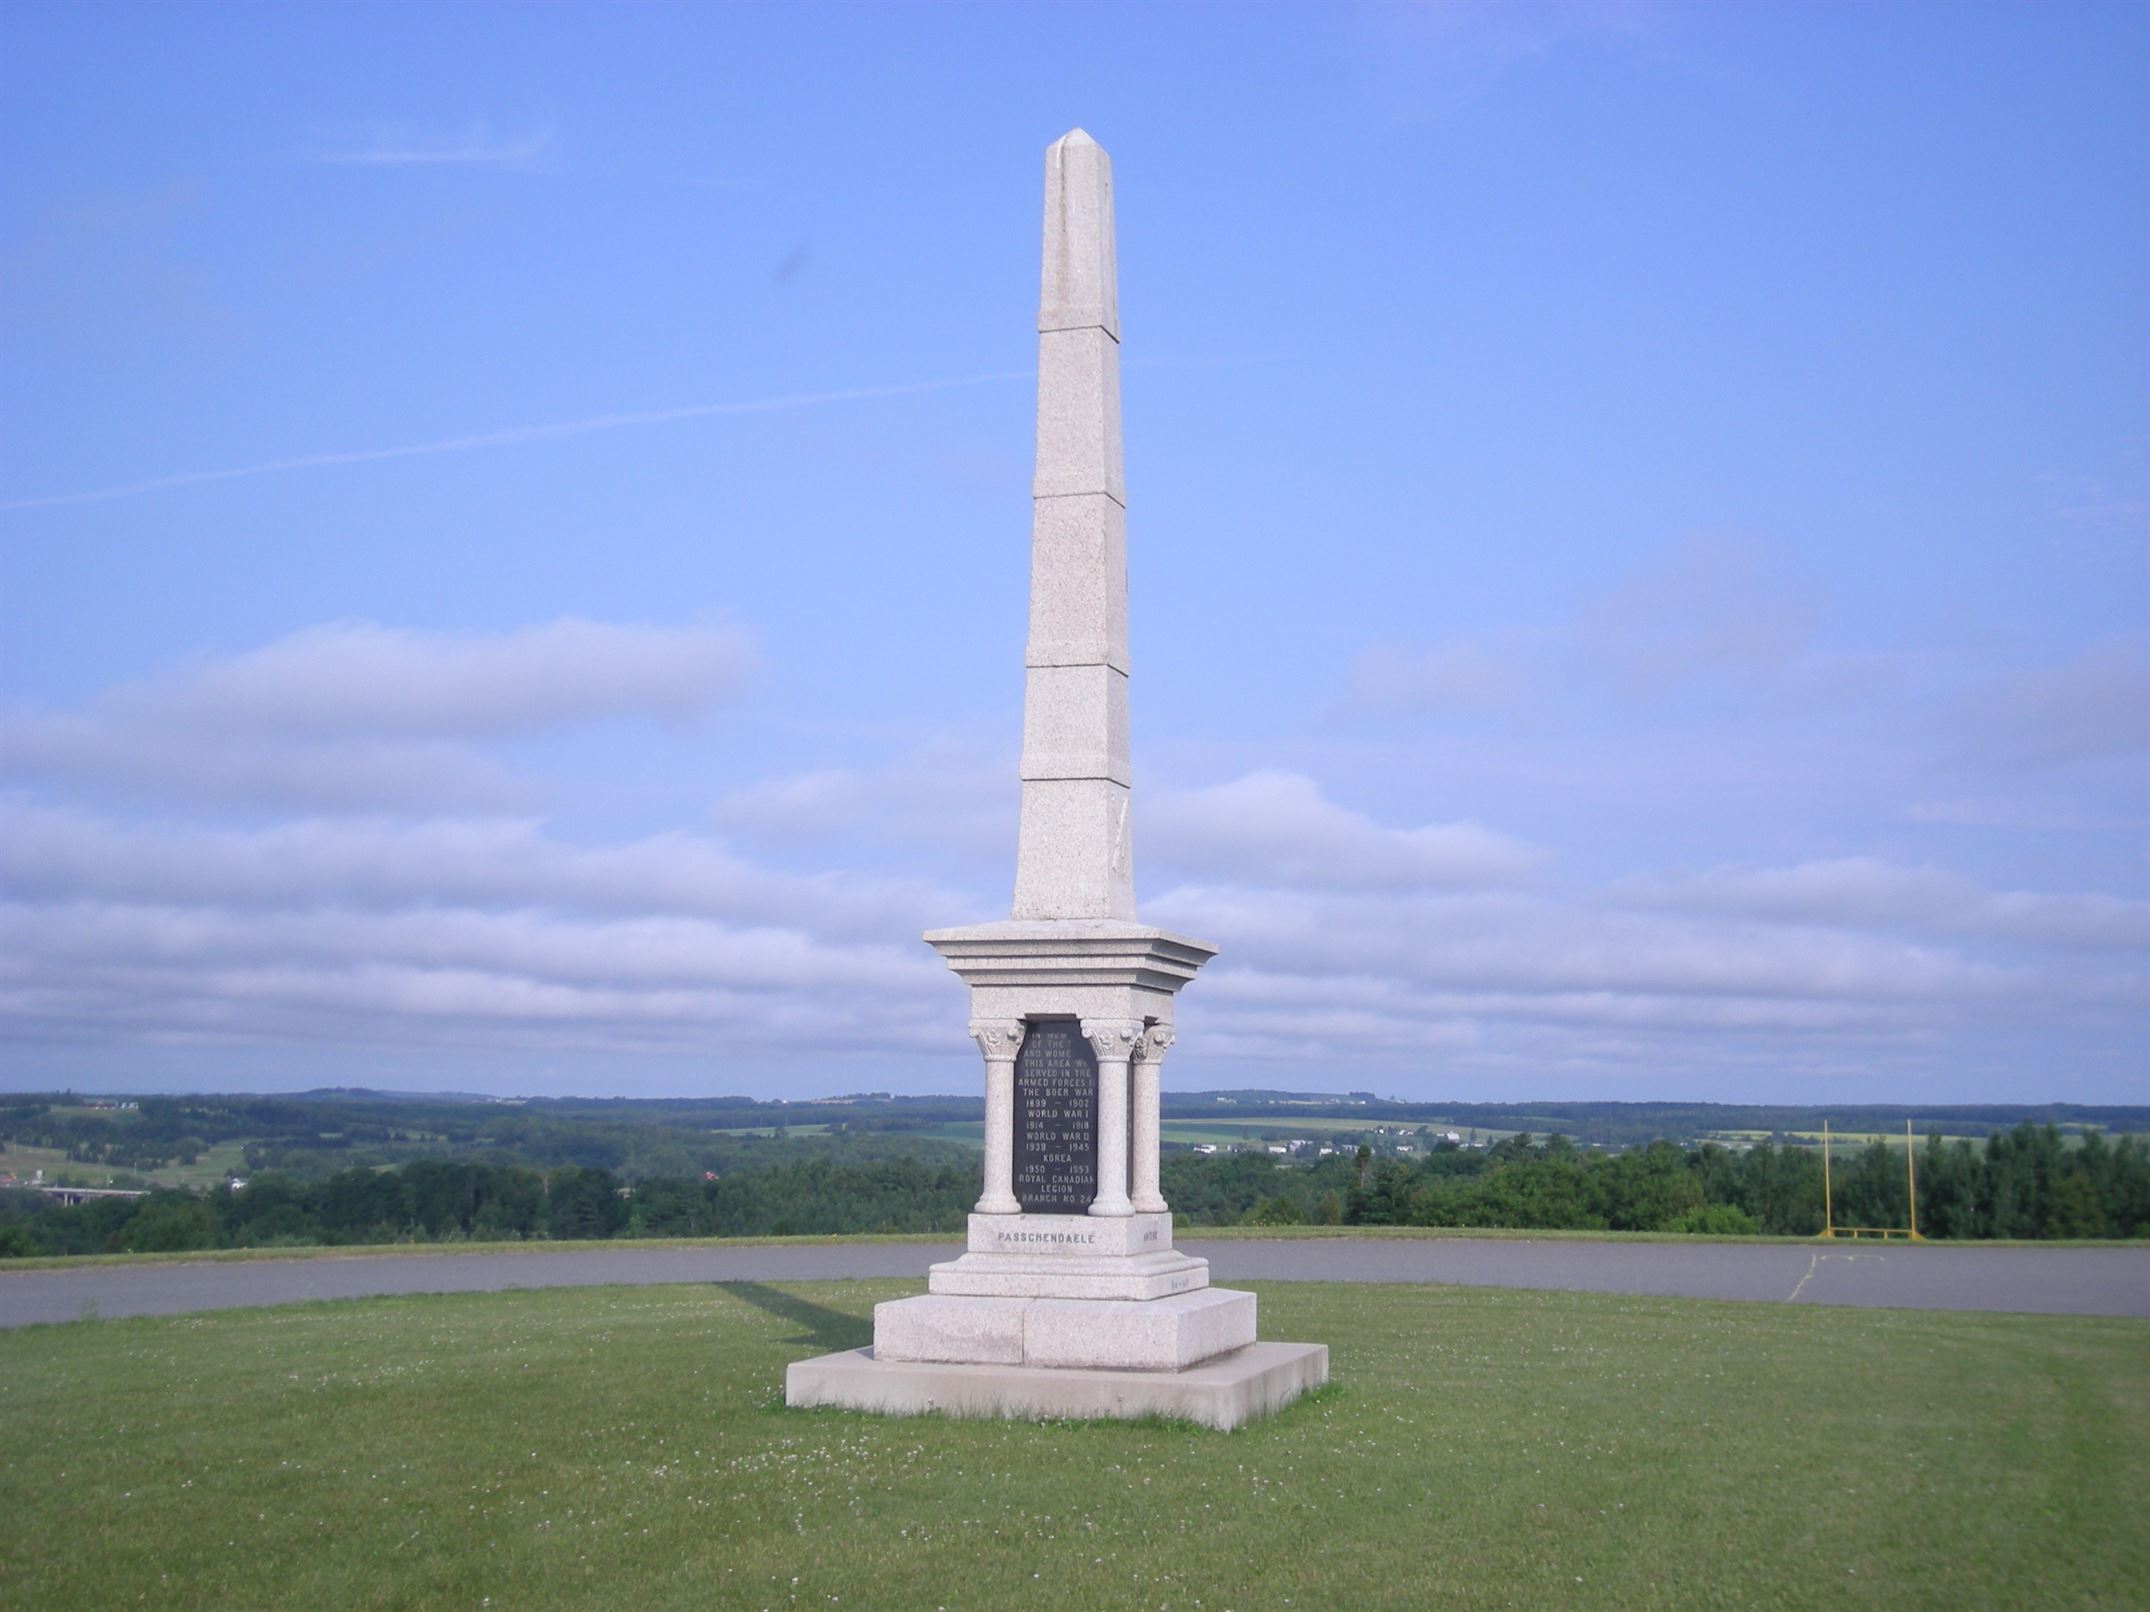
[926,1250,1209,1300]
[784,1216,1323,1430]
[928,1210,1209,1299]
[876,1286,1255,1370]
[785,1341,1328,1432]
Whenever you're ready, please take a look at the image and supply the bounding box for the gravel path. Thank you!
[4,1237,2144,1329]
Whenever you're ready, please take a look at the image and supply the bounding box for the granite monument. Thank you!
[785,130,1327,1429]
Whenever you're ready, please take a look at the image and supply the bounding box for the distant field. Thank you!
[3,1280,2143,1609]
[1706,1127,2142,1152]
[898,1117,1521,1151]
[706,1123,833,1138]
[902,1121,985,1145]
[0,1142,72,1183]
[1162,1118,1523,1147]
[156,1140,251,1188]
[1170,1115,1379,1133]
[1702,1128,1920,1150]
[1167,1115,1493,1138]
[0,1139,246,1191]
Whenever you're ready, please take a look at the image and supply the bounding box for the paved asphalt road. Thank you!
[3,1238,2144,1329]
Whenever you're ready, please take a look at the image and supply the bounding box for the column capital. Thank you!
[1079,1018,1145,1061]
[1131,1024,1175,1063]
[968,1020,1027,1059]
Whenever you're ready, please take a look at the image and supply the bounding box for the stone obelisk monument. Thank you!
[786,131,1326,1429]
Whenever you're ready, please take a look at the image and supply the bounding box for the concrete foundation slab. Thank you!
[785,1340,1329,1432]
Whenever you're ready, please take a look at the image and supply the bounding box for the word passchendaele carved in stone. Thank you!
[785,130,1326,1430]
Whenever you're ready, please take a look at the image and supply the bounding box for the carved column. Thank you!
[1129,1024,1173,1213]
[1080,1018,1142,1217]
[969,1020,1026,1214]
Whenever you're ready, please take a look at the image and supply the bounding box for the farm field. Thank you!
[0,1140,248,1192]
[893,1116,1522,1150]
[0,1142,71,1182]
[707,1124,833,1138]
[1703,1128,2141,1152]
[2,1280,2142,1609]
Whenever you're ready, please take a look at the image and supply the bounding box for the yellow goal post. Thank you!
[1819,1119,1924,1241]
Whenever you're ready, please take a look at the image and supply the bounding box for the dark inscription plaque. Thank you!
[1011,1020,1098,1213]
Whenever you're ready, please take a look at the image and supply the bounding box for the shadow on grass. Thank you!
[715,1280,871,1354]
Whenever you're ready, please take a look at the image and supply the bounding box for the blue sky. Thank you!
[1,2,2143,1103]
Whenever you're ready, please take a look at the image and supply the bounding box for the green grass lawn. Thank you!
[2,1283,2143,1610]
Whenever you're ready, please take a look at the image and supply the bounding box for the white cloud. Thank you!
[3,781,2140,1092]
[0,801,969,1064]
[1145,771,1546,890]
[0,618,753,810]
[0,724,523,812]
[0,802,961,942]
[1139,858,2144,1091]
[1618,856,2150,951]
[1346,534,1822,720]
[711,741,1015,859]
[1348,639,1531,714]
[113,619,753,738]
[2,606,2139,1095]
[1571,532,1822,695]
[1150,883,2035,1006]
[1972,637,2150,768]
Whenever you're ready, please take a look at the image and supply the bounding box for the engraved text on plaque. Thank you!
[1011,1019,1098,1213]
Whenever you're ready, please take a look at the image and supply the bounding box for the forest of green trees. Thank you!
[3,1123,2142,1258]
[1214,1126,2150,1239]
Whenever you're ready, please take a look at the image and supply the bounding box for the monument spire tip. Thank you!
[1054,127,1098,149]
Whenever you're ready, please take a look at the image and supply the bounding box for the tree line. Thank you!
[1,1123,2143,1258]
[0,1154,980,1257]
[1191,1125,2150,1239]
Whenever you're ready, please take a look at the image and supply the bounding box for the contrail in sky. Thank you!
[0,370,1032,514]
